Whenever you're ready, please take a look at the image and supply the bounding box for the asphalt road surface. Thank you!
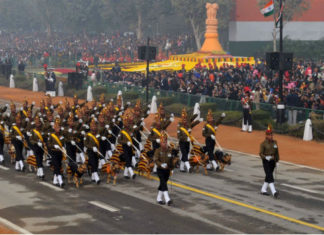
[1,144,324,234]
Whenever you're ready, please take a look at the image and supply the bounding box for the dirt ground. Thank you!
[0,86,323,170]
[0,225,16,234]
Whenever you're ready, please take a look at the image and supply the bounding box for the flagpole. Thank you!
[273,0,277,52]
[279,0,283,102]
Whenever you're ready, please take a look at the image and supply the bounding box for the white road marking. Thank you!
[0,217,32,234]
[223,168,234,172]
[281,183,319,194]
[39,182,64,192]
[0,165,9,170]
[89,200,119,212]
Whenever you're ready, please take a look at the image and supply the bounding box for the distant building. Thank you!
[229,0,324,56]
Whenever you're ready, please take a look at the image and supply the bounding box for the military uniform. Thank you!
[10,120,26,171]
[241,90,253,132]
[259,128,280,198]
[177,110,200,172]
[202,110,225,170]
[29,123,46,178]
[0,104,8,163]
[154,132,174,206]
[47,123,65,187]
[84,124,101,184]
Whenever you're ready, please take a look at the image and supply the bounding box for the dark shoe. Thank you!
[180,170,186,173]
[274,192,279,199]
[260,192,270,196]
[167,200,173,206]
[189,168,193,173]
[124,176,130,179]
[21,166,25,172]
[59,183,64,188]
[215,166,220,172]
[157,200,165,205]
[132,174,136,179]
[96,180,101,185]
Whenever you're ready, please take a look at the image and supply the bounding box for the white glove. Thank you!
[141,117,144,121]
[170,117,174,122]
[26,131,32,137]
[93,146,98,152]
[71,140,76,146]
[127,141,131,146]
[91,114,95,118]
[6,113,10,117]
[221,112,226,118]
[161,163,168,169]
[108,130,112,134]
[199,118,204,122]
[81,131,85,136]
[147,111,150,115]
[141,121,145,126]
[188,128,192,133]
[127,101,131,105]
[156,139,160,143]
[79,119,83,123]
[112,118,116,123]
[37,142,42,147]
[148,104,151,108]
[32,101,35,105]
[187,137,190,142]
[265,156,272,161]
[61,127,64,131]
[16,136,22,141]
[111,144,116,151]
[25,118,29,122]
[54,144,60,149]
[5,104,9,107]
[118,117,121,121]
[171,113,174,117]
[133,125,137,129]
[101,136,107,141]
[105,124,109,129]
[139,143,144,151]
[211,134,215,140]
[20,107,23,111]
[96,134,100,138]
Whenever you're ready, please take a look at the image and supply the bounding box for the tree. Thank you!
[258,0,310,51]
[171,0,235,50]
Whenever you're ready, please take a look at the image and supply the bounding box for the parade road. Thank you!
[1,146,324,234]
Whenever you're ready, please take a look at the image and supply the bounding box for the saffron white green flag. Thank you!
[260,0,274,17]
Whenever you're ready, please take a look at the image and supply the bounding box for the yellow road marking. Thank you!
[135,171,324,232]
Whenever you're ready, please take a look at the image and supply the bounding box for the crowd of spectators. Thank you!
[0,30,195,67]
[103,61,324,112]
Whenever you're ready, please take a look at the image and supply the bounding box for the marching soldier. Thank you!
[158,103,174,130]
[241,88,253,133]
[202,110,225,171]
[85,118,101,184]
[29,114,46,179]
[64,113,78,165]
[177,108,201,173]
[154,131,175,206]
[47,118,65,187]
[259,125,280,198]
[0,104,9,164]
[118,109,136,179]
[97,111,110,163]
[10,112,27,171]
[133,100,149,151]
